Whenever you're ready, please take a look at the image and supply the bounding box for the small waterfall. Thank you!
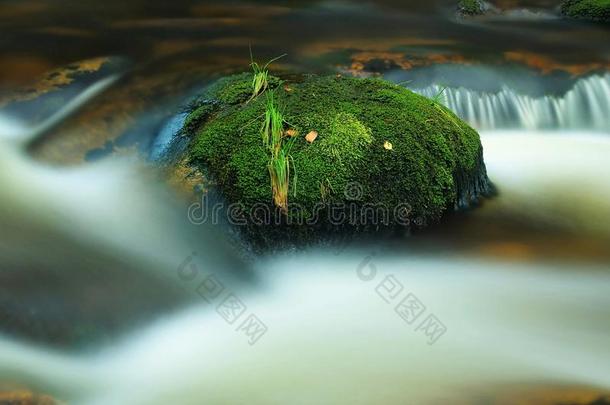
[149,112,187,161]
[414,74,610,131]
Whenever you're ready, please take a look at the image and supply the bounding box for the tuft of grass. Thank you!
[248,46,287,103]
[268,140,296,212]
[261,91,283,152]
[432,86,447,104]
[429,85,460,130]
[261,91,296,212]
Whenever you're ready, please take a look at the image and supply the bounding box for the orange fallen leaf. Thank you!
[305,130,318,143]
[285,129,298,137]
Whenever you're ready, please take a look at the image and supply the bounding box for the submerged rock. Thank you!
[560,0,610,22]
[177,73,493,244]
[0,390,60,404]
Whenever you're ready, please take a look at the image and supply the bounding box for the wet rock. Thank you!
[457,0,486,16]
[560,0,610,22]
[175,73,493,245]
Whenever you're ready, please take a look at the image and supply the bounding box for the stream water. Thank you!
[1,1,609,404]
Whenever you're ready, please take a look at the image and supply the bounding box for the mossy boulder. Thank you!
[457,0,485,15]
[560,0,610,22]
[181,73,492,242]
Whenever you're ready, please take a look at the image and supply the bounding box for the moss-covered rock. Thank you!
[457,0,485,15]
[560,0,610,22]
[181,73,493,243]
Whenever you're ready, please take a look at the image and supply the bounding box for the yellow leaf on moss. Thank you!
[306,130,318,143]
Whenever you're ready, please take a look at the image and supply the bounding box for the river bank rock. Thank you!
[178,73,493,244]
[560,0,610,22]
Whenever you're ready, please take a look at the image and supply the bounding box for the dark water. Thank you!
[1,0,608,75]
[0,0,608,165]
[1,0,608,163]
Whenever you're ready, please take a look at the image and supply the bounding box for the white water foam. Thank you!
[0,131,609,404]
[415,74,610,131]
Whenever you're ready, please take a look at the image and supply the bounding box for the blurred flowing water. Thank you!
[0,0,609,404]
[415,74,610,130]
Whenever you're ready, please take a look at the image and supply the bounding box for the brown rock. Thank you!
[0,390,61,405]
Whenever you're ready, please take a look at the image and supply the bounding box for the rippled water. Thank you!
[1,1,609,404]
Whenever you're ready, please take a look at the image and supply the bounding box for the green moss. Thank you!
[207,73,255,105]
[458,0,484,15]
[202,72,283,105]
[186,73,490,235]
[561,0,610,21]
[183,102,217,134]
[316,112,373,181]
